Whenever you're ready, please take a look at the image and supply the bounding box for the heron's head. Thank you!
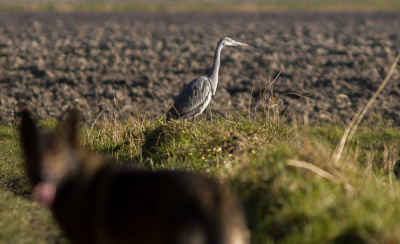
[220,37,248,47]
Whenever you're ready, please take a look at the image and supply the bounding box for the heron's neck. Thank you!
[208,42,224,95]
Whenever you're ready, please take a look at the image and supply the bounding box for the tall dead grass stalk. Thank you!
[259,70,282,125]
[332,51,400,164]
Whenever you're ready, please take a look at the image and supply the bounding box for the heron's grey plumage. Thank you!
[167,37,247,122]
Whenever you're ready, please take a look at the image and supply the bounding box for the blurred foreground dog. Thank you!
[20,109,250,244]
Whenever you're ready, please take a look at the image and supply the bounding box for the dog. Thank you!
[19,109,250,244]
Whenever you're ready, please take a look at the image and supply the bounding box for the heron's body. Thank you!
[167,37,247,122]
[167,76,213,120]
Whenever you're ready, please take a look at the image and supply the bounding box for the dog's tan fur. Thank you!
[20,109,250,244]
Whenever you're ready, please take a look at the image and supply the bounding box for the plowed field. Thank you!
[1,11,400,125]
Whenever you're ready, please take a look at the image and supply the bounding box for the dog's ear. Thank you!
[20,109,42,184]
[60,109,80,148]
[20,109,38,154]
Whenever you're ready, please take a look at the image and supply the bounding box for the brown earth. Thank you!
[0,11,400,125]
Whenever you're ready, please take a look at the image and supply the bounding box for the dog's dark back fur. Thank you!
[20,109,250,244]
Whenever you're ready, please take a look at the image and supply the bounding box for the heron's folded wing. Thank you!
[173,77,212,115]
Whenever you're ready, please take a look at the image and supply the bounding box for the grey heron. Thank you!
[166,37,248,122]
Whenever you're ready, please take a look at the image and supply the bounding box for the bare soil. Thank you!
[0,11,400,125]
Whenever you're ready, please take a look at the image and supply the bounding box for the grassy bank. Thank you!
[1,113,400,243]
[0,0,400,12]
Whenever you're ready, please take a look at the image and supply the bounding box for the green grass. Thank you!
[2,113,400,243]
[0,125,67,244]
[0,0,400,12]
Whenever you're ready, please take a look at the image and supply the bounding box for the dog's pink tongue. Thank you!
[33,182,57,207]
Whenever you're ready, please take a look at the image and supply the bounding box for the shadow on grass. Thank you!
[0,178,31,200]
[96,144,125,158]
[140,124,175,163]
[333,226,400,244]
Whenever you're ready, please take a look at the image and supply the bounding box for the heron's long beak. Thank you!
[233,40,248,46]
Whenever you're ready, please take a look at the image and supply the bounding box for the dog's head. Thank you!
[20,109,81,206]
